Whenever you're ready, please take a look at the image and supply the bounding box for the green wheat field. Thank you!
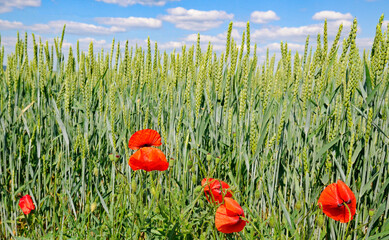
[0,16,388,239]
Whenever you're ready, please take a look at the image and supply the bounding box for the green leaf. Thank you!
[364,61,373,97]
[52,98,70,147]
[314,136,341,161]
[277,191,296,234]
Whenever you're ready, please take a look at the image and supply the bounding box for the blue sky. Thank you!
[0,0,388,62]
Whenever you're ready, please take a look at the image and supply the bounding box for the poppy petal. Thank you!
[215,198,246,233]
[336,180,356,222]
[128,129,162,150]
[318,183,343,208]
[19,194,35,215]
[320,204,347,222]
[318,180,356,223]
[337,180,356,204]
[201,178,214,186]
[201,178,232,204]
[128,147,169,172]
[224,197,244,216]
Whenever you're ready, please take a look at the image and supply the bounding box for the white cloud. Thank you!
[160,7,234,31]
[233,21,247,28]
[0,0,40,13]
[159,41,185,49]
[312,11,353,21]
[184,33,225,45]
[95,0,179,6]
[356,38,373,49]
[95,16,162,29]
[0,19,127,35]
[383,20,389,28]
[0,19,25,30]
[250,10,280,24]
[30,20,126,35]
[252,25,322,41]
[1,36,18,48]
[76,37,140,53]
[78,37,109,49]
[157,28,243,51]
[183,29,240,45]
[178,29,243,51]
[259,42,305,52]
[251,19,352,42]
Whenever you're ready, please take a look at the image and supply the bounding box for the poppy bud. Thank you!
[93,167,99,177]
[131,180,137,193]
[109,154,120,162]
[206,154,212,161]
[356,177,361,189]
[188,160,193,169]
[200,233,207,240]
[194,185,202,193]
[295,201,302,210]
[255,189,260,199]
[282,216,287,225]
[268,215,276,228]
[192,175,197,184]
[317,215,324,227]
[151,187,156,196]
[369,209,375,217]
[91,202,97,213]
[215,157,220,164]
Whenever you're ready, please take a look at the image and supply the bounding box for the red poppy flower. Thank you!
[215,197,246,233]
[128,129,162,150]
[317,180,356,223]
[201,178,232,204]
[129,147,169,172]
[19,194,35,215]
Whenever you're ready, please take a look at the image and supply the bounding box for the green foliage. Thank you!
[0,16,389,239]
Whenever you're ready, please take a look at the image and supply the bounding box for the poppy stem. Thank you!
[342,203,352,240]
[143,171,148,203]
[24,213,31,232]
[167,167,172,221]
[241,216,264,238]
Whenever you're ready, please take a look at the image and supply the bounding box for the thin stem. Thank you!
[342,203,352,240]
